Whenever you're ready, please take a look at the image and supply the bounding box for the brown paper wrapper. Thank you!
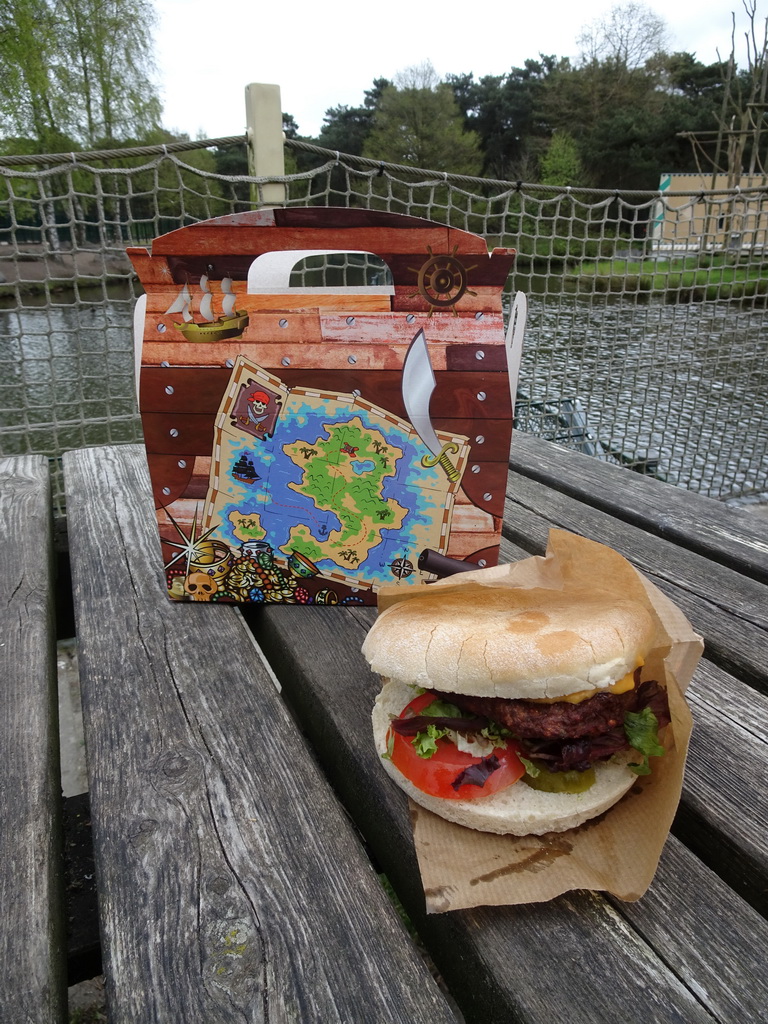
[375,530,703,913]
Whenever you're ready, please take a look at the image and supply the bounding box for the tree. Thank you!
[317,77,389,154]
[539,8,708,190]
[0,0,73,149]
[540,132,585,186]
[0,0,161,149]
[535,59,643,186]
[446,38,731,188]
[318,105,374,156]
[647,52,728,173]
[363,62,481,174]
[655,50,728,98]
[577,1,668,69]
[57,0,160,145]
[673,1,768,193]
[713,0,768,182]
[448,57,566,179]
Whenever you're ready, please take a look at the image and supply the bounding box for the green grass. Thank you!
[568,254,768,300]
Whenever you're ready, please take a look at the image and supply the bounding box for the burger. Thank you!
[362,587,671,835]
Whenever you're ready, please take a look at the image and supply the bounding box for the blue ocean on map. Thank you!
[211,397,449,588]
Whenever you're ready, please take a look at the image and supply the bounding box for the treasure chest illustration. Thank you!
[128,208,524,605]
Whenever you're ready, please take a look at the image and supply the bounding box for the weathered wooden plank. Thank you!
[393,286,504,313]
[149,213,495,261]
[499,534,535,564]
[674,658,768,917]
[250,604,765,1024]
[139,338,493,372]
[63,444,459,1024]
[0,455,66,1024]
[692,659,768,744]
[140,367,230,414]
[508,432,768,584]
[503,469,768,691]
[144,310,330,349]
[142,296,505,341]
[608,835,768,1024]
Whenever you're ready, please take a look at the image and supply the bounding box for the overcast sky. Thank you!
[152,0,760,141]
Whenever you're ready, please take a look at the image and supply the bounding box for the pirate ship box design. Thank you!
[128,208,521,606]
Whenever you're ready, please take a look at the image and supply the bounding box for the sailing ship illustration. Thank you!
[165,275,249,342]
[232,454,260,484]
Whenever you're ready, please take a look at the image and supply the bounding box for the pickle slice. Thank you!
[522,762,596,793]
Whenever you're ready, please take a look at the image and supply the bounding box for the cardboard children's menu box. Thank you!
[128,208,523,606]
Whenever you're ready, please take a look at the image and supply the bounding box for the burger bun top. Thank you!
[362,587,655,700]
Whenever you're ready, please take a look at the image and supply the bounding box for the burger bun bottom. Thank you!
[373,679,638,836]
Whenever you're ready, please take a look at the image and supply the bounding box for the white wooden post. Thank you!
[244,83,287,207]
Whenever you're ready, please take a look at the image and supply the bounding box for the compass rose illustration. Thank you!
[389,556,414,579]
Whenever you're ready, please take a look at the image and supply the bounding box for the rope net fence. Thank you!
[1,135,766,514]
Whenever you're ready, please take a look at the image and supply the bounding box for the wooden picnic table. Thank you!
[2,434,768,1023]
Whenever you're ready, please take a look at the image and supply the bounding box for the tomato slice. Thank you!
[389,692,525,801]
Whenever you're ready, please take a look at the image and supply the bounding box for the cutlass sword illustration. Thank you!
[506,291,527,415]
[401,328,461,482]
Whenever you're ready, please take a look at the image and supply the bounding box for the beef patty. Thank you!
[432,677,671,772]
[434,673,667,740]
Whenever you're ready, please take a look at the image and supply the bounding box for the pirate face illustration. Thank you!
[234,385,281,438]
[243,389,270,425]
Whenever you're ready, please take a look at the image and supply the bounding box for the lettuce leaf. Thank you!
[412,723,446,758]
[419,698,465,719]
[481,721,513,748]
[519,756,541,778]
[624,706,665,775]
[403,696,510,760]
[406,697,479,758]
[382,729,395,761]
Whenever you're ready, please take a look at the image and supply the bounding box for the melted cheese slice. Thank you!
[528,667,639,704]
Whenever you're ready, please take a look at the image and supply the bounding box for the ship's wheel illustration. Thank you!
[411,245,477,315]
[389,556,414,579]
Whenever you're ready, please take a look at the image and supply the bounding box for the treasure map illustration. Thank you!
[199,355,469,601]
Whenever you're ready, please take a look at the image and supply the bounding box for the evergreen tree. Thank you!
[318,105,374,156]
[363,63,481,175]
[448,57,566,179]
[317,78,389,154]
[540,132,585,186]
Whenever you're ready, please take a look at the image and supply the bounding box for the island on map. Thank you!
[282,415,408,569]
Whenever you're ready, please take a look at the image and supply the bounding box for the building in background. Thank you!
[651,173,768,251]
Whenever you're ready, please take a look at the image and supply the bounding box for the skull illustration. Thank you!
[184,572,218,601]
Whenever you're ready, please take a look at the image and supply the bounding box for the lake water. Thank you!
[1,289,766,504]
[518,295,768,501]
[0,287,142,458]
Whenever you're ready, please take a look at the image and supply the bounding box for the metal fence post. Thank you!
[244,83,287,207]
